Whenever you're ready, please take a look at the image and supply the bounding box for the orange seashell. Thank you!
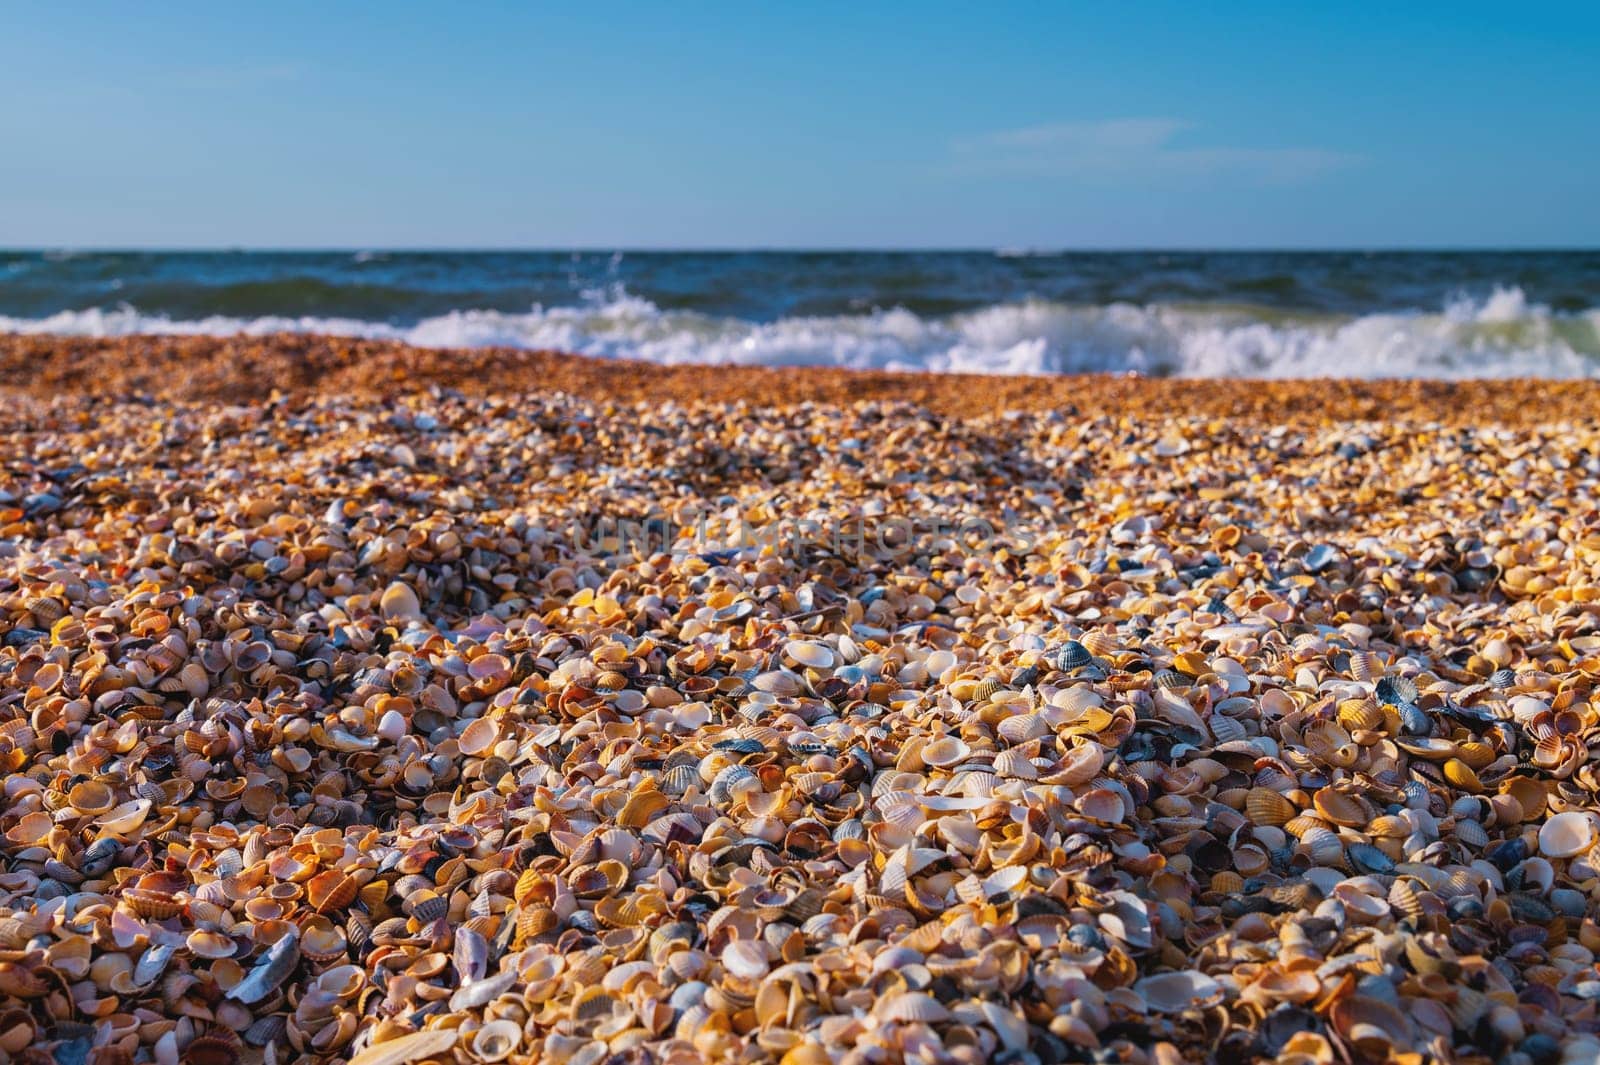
[306,870,360,915]
[123,888,183,920]
[1312,787,1371,827]
[516,906,558,942]
[1246,787,1297,826]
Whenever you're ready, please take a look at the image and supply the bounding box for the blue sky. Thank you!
[3,3,1596,248]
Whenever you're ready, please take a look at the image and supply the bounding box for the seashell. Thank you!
[1312,788,1370,827]
[1442,758,1483,793]
[993,749,1038,780]
[1388,878,1425,920]
[1152,669,1190,691]
[722,940,770,981]
[124,887,183,920]
[68,780,116,815]
[920,737,970,769]
[1337,698,1384,732]
[967,678,1003,702]
[572,985,618,1021]
[183,1034,242,1065]
[1539,811,1598,858]
[1246,788,1297,827]
[346,1028,460,1065]
[79,837,121,877]
[1135,970,1225,1013]
[409,892,450,924]
[786,641,834,670]
[97,799,153,837]
[1330,995,1414,1058]
[878,991,951,1024]
[457,717,499,756]
[1055,641,1093,672]
[227,930,301,1004]
[1346,842,1396,876]
[1375,675,1419,706]
[307,870,361,914]
[469,1020,521,1063]
[300,914,352,959]
[378,582,422,622]
[996,713,1049,744]
[187,930,237,959]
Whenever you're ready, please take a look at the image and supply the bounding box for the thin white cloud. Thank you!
[953,118,1360,184]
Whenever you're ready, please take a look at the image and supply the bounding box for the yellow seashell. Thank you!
[1442,758,1482,793]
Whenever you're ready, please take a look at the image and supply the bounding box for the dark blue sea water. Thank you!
[4,250,1598,376]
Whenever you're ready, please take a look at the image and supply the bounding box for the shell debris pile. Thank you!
[1,345,1600,1065]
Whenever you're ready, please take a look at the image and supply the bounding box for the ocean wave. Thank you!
[3,286,1598,378]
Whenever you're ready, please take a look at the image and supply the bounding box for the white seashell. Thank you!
[1134,970,1224,1013]
[470,1020,522,1063]
[1540,811,1598,859]
[376,709,407,742]
[786,641,834,669]
[722,940,770,981]
[379,581,422,621]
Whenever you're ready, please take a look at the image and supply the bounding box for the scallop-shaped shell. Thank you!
[187,930,237,959]
[1152,669,1190,691]
[1539,811,1598,859]
[1134,970,1224,1014]
[469,1020,521,1063]
[98,799,153,837]
[966,679,1003,703]
[300,916,349,963]
[1375,675,1419,706]
[1442,758,1482,793]
[786,641,834,670]
[996,713,1049,744]
[1395,736,1457,761]
[992,749,1039,780]
[879,991,951,1024]
[307,870,361,914]
[68,780,117,816]
[182,1035,242,1065]
[752,670,806,696]
[457,717,500,756]
[1312,788,1370,827]
[1056,641,1094,671]
[721,939,769,981]
[1388,878,1425,920]
[1454,819,1489,848]
[662,764,700,796]
[1076,788,1126,824]
[709,764,758,804]
[124,888,183,920]
[1366,814,1409,839]
[921,737,971,769]
[1246,788,1297,827]
[409,892,450,924]
[1337,698,1385,733]
[1210,713,1247,745]
[1331,995,1414,1056]
[1346,842,1396,876]
[1298,826,1344,866]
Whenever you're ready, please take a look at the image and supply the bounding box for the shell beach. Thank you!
[3,334,1600,1065]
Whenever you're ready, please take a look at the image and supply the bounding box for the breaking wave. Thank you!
[4,285,1598,378]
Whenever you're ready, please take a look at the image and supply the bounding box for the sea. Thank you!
[2,249,1598,378]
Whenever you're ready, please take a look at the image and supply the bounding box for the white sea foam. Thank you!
[3,286,1597,378]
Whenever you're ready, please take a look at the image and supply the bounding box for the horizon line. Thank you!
[5,244,1600,255]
